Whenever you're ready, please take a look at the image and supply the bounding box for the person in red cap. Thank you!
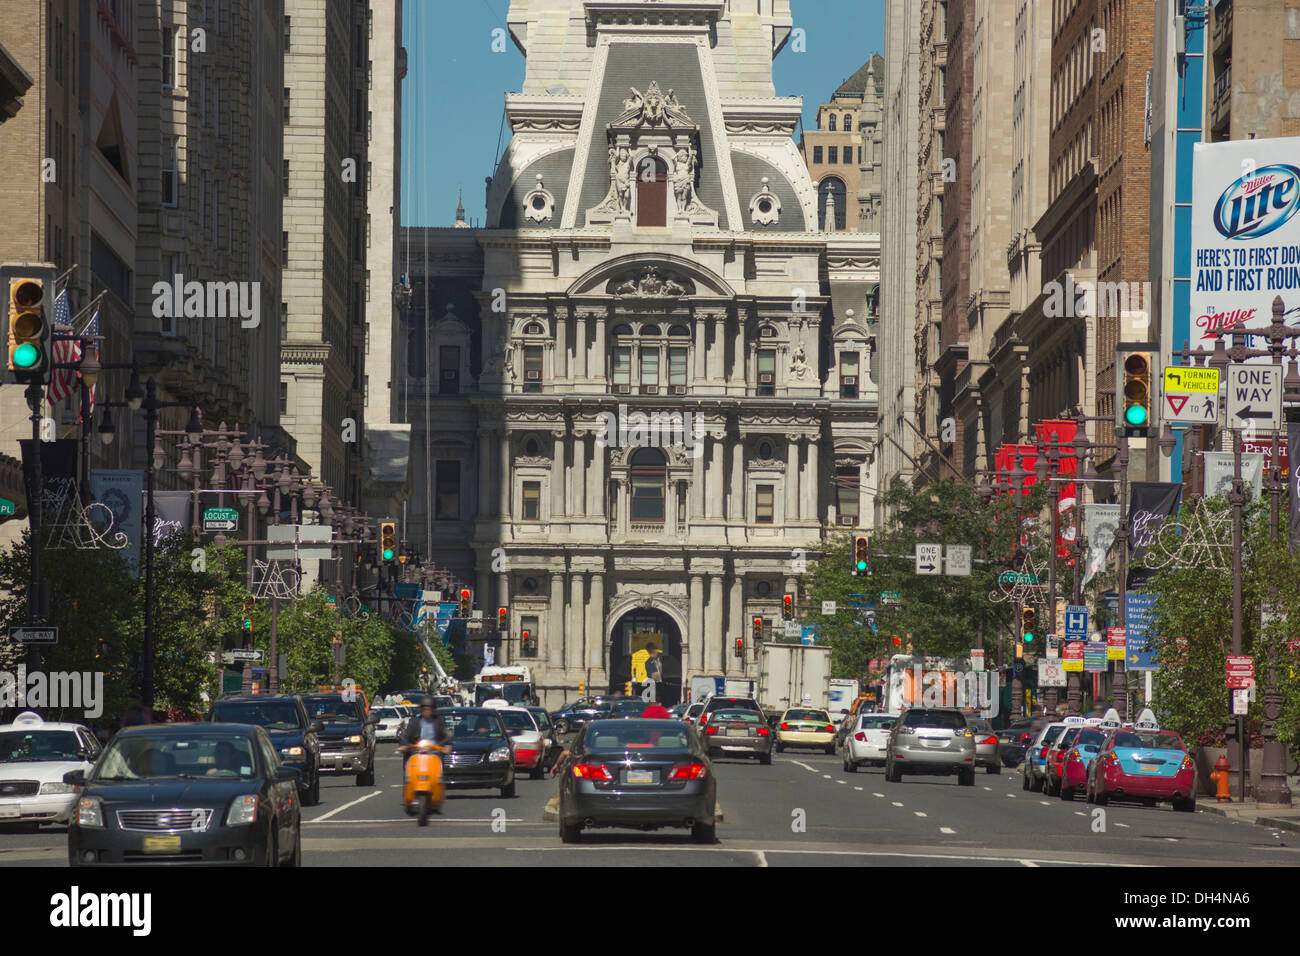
[642,702,672,719]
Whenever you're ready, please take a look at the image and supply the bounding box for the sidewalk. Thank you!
[1195,774,1300,833]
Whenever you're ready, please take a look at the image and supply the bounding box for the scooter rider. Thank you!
[399,696,450,760]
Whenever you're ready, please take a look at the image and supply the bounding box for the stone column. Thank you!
[570,433,586,517]
[567,571,584,670]
[498,572,510,664]
[806,438,820,523]
[594,317,606,381]
[706,434,723,518]
[478,430,492,516]
[707,314,723,383]
[575,313,589,379]
[550,429,566,518]
[548,571,565,669]
[732,316,746,389]
[707,575,724,672]
[729,433,744,522]
[694,316,707,382]
[785,437,798,524]
[728,575,743,673]
[689,573,704,674]
[690,439,704,524]
[554,312,567,382]
[588,571,604,670]
[618,478,630,533]
[498,431,511,518]
[590,435,606,517]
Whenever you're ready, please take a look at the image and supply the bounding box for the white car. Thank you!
[0,712,100,826]
[842,712,897,771]
[497,707,548,779]
[371,706,407,742]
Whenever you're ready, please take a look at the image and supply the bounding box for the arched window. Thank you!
[636,156,668,227]
[629,448,667,523]
[611,324,633,337]
[828,113,837,131]
[844,114,852,131]
[640,324,661,336]
[524,321,544,335]
[818,177,847,230]
[667,324,690,337]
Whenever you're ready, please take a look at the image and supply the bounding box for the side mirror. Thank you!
[310,722,324,734]
[276,766,301,783]
[64,769,86,787]
[366,715,380,726]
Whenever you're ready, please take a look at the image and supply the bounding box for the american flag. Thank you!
[46,288,77,403]
[81,305,99,417]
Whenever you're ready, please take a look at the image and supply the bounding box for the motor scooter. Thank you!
[399,740,448,826]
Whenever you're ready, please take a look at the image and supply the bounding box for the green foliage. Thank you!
[269,588,394,695]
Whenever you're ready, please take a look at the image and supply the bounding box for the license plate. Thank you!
[728,728,747,737]
[0,806,20,819]
[142,836,181,854]
[1140,765,1161,772]
[922,738,946,748]
[625,769,656,785]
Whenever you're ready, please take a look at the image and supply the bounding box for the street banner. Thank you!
[91,470,144,574]
[1290,422,1300,546]
[1034,419,1079,558]
[1083,639,1109,672]
[1241,436,1288,477]
[1202,452,1264,501]
[18,438,78,515]
[1190,138,1300,360]
[1082,504,1120,589]
[1128,482,1182,589]
[1062,641,1085,672]
[150,491,192,547]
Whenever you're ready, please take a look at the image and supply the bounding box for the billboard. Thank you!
[1190,138,1300,356]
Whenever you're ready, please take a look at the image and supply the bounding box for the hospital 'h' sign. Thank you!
[1063,605,1089,641]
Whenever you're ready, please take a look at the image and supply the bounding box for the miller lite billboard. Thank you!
[1190,138,1300,358]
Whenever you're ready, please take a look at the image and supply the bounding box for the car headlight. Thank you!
[77,797,104,827]
[280,746,304,758]
[226,795,259,826]
[488,745,511,762]
[39,782,76,795]
[346,735,362,745]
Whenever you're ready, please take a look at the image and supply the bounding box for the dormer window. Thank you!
[524,321,544,335]
[759,326,777,339]
[636,156,668,227]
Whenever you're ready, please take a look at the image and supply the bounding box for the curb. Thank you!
[1195,800,1300,833]
[543,795,725,825]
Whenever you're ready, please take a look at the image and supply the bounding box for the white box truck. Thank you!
[828,678,861,720]
[758,643,831,722]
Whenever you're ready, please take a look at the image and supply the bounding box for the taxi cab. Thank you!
[1087,709,1196,811]
[0,712,100,827]
[776,707,838,754]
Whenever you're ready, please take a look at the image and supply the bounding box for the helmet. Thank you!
[420,696,436,709]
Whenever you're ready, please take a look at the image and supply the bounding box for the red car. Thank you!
[1087,728,1196,811]
[1058,727,1108,801]
[1042,726,1085,796]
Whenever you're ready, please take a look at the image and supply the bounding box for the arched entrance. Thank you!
[607,606,682,706]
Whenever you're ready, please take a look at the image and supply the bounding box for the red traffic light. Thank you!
[782,594,793,620]
[892,636,901,646]
[498,607,507,623]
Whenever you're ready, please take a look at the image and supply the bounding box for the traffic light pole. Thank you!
[1113,432,1129,722]
[24,382,43,672]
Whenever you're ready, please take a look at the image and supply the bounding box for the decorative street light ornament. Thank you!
[1140,503,1236,572]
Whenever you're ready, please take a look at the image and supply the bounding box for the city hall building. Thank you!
[398,0,879,706]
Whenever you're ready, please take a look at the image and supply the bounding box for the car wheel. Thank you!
[959,769,975,787]
[759,751,772,766]
[264,831,278,868]
[305,771,321,807]
[530,761,545,780]
[554,718,570,735]
[357,760,375,787]
[500,779,516,799]
[824,743,836,755]
[1030,774,1044,793]
[776,742,785,753]
[1022,769,1031,791]
[1174,797,1195,813]
[691,820,717,844]
[1060,786,1075,801]
[560,820,582,843]
[986,764,1000,775]
[285,826,302,867]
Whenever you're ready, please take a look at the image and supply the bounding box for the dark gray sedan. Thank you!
[558,719,717,844]
[701,707,773,764]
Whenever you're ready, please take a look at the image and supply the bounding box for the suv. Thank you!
[301,692,379,786]
[209,694,323,806]
[698,696,763,732]
[885,707,977,785]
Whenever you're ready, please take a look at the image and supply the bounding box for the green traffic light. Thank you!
[382,548,395,561]
[1124,404,1148,426]
[12,343,40,368]
[856,560,867,571]
[1024,632,1034,642]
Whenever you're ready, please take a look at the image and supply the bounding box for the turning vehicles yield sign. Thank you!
[1162,365,1220,425]
[1226,364,1282,430]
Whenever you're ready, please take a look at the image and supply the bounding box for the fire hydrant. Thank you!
[1211,754,1232,803]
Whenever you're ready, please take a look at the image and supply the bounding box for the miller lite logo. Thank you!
[1212,164,1300,239]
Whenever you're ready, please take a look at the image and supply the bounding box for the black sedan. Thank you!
[558,719,717,844]
[438,708,516,798]
[208,694,323,805]
[67,723,301,867]
[550,696,639,734]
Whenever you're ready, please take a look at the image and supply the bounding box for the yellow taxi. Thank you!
[775,707,838,755]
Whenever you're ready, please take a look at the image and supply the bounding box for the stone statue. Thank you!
[671,145,696,213]
[790,344,810,380]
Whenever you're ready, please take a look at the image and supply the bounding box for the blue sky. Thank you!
[400,0,885,228]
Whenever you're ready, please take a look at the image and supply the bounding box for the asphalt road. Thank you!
[2,738,1297,867]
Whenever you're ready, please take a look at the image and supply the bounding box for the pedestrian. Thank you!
[641,644,663,702]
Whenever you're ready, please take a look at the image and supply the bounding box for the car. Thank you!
[0,712,100,828]
[697,696,763,733]
[371,706,407,742]
[437,708,517,798]
[66,722,302,867]
[550,695,636,735]
[1020,721,1069,792]
[966,716,1001,774]
[701,706,773,764]
[775,707,837,754]
[885,707,977,785]
[557,718,718,844]
[837,695,881,747]
[609,699,650,719]
[994,725,1038,767]
[681,702,704,726]
[1041,725,1088,796]
[301,693,379,786]
[498,707,549,779]
[842,712,896,771]
[208,694,323,807]
[1087,727,1196,811]
[525,706,561,770]
[1058,727,1108,801]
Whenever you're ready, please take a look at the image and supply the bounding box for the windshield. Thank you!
[1076,730,1106,747]
[859,716,895,730]
[786,709,830,722]
[966,718,993,733]
[92,734,259,781]
[443,712,505,739]
[584,721,690,750]
[0,730,83,763]
[527,708,550,729]
[212,701,303,731]
[303,697,365,722]
[611,700,647,714]
[714,710,763,723]
[1041,726,1065,744]
[1057,728,1081,748]
[475,683,531,705]
[501,711,537,732]
[374,708,401,719]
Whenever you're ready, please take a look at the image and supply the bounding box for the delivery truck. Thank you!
[758,642,832,723]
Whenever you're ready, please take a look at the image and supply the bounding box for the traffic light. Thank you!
[380,521,397,562]
[625,682,632,695]
[1015,641,1024,660]
[241,595,254,632]
[578,680,585,695]
[458,588,472,617]
[1116,345,1152,436]
[851,533,870,576]
[892,636,901,646]
[498,606,508,639]
[752,616,763,643]
[782,594,794,620]
[1021,606,1036,642]
[4,269,53,384]
[734,637,744,658]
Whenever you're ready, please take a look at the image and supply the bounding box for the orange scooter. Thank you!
[399,740,448,826]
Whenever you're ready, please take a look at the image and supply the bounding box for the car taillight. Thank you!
[780,722,789,730]
[667,763,708,780]
[854,731,867,742]
[756,726,770,736]
[705,726,719,735]
[1019,733,1031,744]
[984,736,998,745]
[571,763,614,780]
[824,725,835,733]
[1067,749,1080,761]
[1179,755,1194,772]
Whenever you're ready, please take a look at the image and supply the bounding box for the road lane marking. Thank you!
[940,827,956,835]
[873,792,885,797]
[892,801,904,807]
[506,846,1155,866]
[1007,794,1016,798]
[1019,859,1040,867]
[1116,823,1130,828]
[914,811,927,818]
[791,761,819,772]
[837,780,847,784]
[854,787,864,791]
[1074,812,1086,817]
[307,788,382,823]
[1040,801,1052,806]
[983,787,992,791]
[823,774,833,779]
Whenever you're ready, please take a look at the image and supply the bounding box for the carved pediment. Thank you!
[606,266,695,298]
[612,81,696,130]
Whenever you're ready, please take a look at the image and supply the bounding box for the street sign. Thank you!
[915,543,941,575]
[784,621,801,639]
[202,507,239,532]
[1226,654,1255,689]
[944,544,971,576]
[1038,659,1067,687]
[997,571,1037,585]
[1162,366,1221,425]
[970,648,985,671]
[1232,689,1250,715]
[1125,592,1159,669]
[801,625,820,645]
[1083,638,1108,672]
[880,590,901,606]
[267,524,333,561]
[1045,636,1059,658]
[0,497,15,516]
[821,600,837,616]
[1226,363,1282,430]
[222,649,264,663]
[1107,626,1127,660]
[1063,605,1089,640]
[8,627,57,644]
[1063,640,1085,672]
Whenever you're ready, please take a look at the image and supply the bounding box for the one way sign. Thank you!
[915,543,941,575]
[1226,364,1282,430]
